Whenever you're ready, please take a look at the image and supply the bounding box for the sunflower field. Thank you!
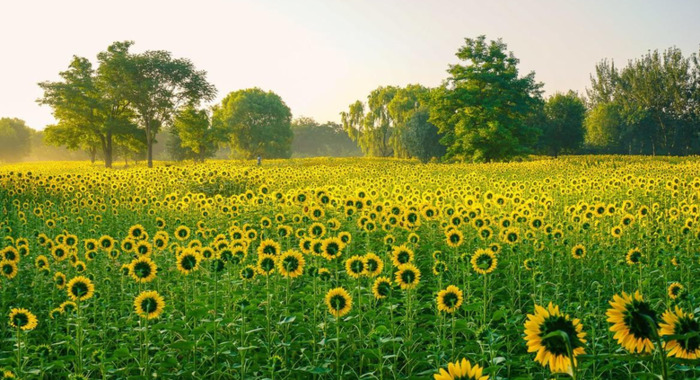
[1,156,699,379]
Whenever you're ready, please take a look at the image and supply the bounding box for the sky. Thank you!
[1,0,699,131]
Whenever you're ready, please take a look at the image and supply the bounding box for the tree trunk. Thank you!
[146,120,153,168]
[104,132,113,169]
[89,148,96,164]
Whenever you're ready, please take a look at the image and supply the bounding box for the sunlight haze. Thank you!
[1,0,699,130]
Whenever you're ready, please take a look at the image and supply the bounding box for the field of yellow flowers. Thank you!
[1,156,699,379]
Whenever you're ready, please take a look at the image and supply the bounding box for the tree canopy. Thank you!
[212,88,293,159]
[0,118,32,162]
[291,117,361,157]
[430,36,543,162]
[539,91,586,156]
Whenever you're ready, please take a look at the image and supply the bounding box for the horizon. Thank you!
[1,0,699,131]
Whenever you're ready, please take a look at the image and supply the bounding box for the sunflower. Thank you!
[321,237,344,261]
[445,229,464,248]
[66,276,95,302]
[128,224,147,240]
[174,225,191,241]
[325,287,352,318]
[437,285,463,314]
[1,260,18,280]
[257,253,277,276]
[471,249,497,275]
[51,244,69,261]
[570,244,585,259]
[433,358,489,380]
[524,302,586,374]
[659,306,700,359]
[395,263,421,290]
[667,282,684,300]
[176,249,202,275]
[134,241,152,257]
[277,250,305,278]
[8,308,38,331]
[1,247,19,262]
[318,267,331,281]
[53,271,66,289]
[257,239,281,256]
[134,290,165,320]
[372,276,393,299]
[34,255,49,270]
[308,222,326,238]
[363,253,384,277]
[129,257,158,283]
[345,255,367,279]
[240,265,257,280]
[391,244,414,267]
[606,291,657,354]
[610,225,623,238]
[625,248,643,266]
[98,235,115,251]
[60,301,77,313]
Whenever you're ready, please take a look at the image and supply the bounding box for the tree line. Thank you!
[2,37,698,165]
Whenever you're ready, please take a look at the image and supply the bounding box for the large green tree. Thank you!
[98,41,217,167]
[212,88,293,159]
[0,118,32,162]
[539,91,586,156]
[38,55,136,168]
[173,106,223,161]
[430,36,543,162]
[400,109,445,163]
[341,84,431,158]
[585,47,700,155]
[291,117,360,157]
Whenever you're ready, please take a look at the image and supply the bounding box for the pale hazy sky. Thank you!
[1,0,699,130]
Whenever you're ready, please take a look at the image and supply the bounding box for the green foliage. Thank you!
[430,36,543,162]
[173,107,222,161]
[585,47,700,155]
[212,88,293,159]
[539,91,586,156]
[341,84,432,158]
[96,41,217,167]
[291,117,361,157]
[0,118,32,162]
[400,109,445,163]
[38,54,137,167]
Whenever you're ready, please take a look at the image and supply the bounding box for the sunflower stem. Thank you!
[16,326,22,376]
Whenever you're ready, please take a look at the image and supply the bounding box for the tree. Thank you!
[539,91,586,156]
[173,106,222,161]
[584,102,623,150]
[212,88,293,159]
[0,118,32,162]
[341,84,431,158]
[430,36,543,162]
[586,47,700,155]
[291,117,361,157]
[97,41,216,167]
[400,109,445,163]
[38,54,136,168]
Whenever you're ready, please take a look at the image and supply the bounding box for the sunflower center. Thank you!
[449,234,460,243]
[397,252,410,264]
[442,292,460,308]
[366,259,378,272]
[675,318,700,352]
[181,255,197,270]
[377,282,391,296]
[330,294,346,310]
[261,258,275,271]
[134,262,152,278]
[140,297,157,313]
[71,281,89,297]
[325,243,339,256]
[263,245,277,255]
[401,270,416,284]
[350,260,364,274]
[12,313,29,327]
[623,301,657,339]
[283,257,299,271]
[476,254,493,269]
[541,316,583,355]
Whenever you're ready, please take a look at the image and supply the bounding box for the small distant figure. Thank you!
[257,155,262,166]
